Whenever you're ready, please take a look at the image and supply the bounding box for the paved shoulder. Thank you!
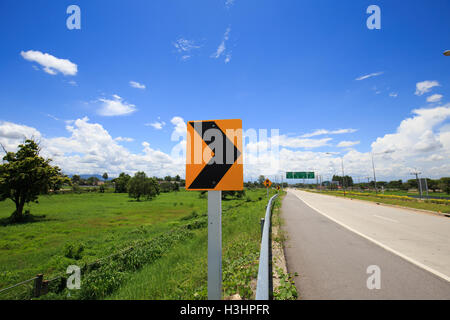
[282,191,450,300]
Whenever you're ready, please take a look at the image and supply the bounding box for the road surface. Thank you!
[281,189,450,299]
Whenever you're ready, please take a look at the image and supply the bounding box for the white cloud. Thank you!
[337,141,360,148]
[301,128,358,138]
[114,137,134,142]
[2,105,449,181]
[278,136,332,149]
[129,81,146,90]
[97,95,137,116]
[225,0,235,8]
[173,38,201,61]
[20,50,77,76]
[146,120,166,130]
[427,94,443,103]
[212,27,231,62]
[0,121,42,151]
[355,72,384,81]
[389,92,398,98]
[415,80,440,96]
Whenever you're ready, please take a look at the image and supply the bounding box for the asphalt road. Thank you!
[281,189,450,300]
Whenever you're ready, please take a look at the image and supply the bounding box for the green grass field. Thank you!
[0,188,282,300]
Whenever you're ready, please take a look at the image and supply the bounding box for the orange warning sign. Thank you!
[186,119,243,191]
[263,179,272,188]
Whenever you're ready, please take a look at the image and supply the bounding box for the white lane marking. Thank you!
[290,191,450,283]
[373,215,398,223]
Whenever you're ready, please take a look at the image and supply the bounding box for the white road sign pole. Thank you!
[208,190,222,300]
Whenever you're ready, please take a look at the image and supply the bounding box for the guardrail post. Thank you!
[260,218,265,240]
[34,274,43,298]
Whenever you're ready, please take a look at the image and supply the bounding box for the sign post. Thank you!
[185,119,243,300]
[207,190,222,300]
[263,179,272,198]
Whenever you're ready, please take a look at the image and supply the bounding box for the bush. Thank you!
[63,242,85,260]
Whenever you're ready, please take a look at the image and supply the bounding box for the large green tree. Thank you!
[113,172,131,193]
[0,139,68,221]
[127,172,160,201]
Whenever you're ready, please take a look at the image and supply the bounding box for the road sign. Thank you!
[186,119,243,191]
[286,172,315,179]
[185,119,242,300]
[264,179,272,188]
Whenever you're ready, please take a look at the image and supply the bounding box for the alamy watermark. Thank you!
[66,265,81,290]
[366,265,381,290]
[66,5,81,30]
[367,5,381,30]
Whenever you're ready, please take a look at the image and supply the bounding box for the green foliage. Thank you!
[73,228,193,300]
[0,139,69,221]
[273,267,298,300]
[438,177,450,195]
[71,175,81,185]
[222,241,259,299]
[113,172,131,193]
[160,181,178,193]
[63,242,85,260]
[222,190,246,200]
[127,172,160,201]
[102,172,108,181]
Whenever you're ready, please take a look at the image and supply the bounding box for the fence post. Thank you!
[34,274,43,297]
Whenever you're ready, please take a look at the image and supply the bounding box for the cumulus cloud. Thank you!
[97,95,137,116]
[2,106,449,181]
[415,80,440,96]
[129,81,146,89]
[389,92,398,98]
[355,72,384,81]
[20,50,77,76]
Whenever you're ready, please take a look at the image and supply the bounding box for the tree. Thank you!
[258,175,265,186]
[127,172,160,201]
[164,175,172,182]
[87,176,100,186]
[332,175,354,188]
[113,172,131,193]
[175,175,181,182]
[102,172,108,181]
[71,174,81,185]
[438,177,450,195]
[0,139,69,221]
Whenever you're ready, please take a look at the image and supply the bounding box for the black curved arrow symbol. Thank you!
[188,121,241,189]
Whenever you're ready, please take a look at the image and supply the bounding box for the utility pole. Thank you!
[341,157,346,196]
[371,153,378,195]
[410,170,423,198]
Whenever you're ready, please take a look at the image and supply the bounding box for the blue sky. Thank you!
[0,0,449,181]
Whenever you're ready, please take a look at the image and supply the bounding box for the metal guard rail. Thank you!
[255,194,278,300]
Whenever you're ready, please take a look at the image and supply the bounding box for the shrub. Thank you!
[63,242,85,260]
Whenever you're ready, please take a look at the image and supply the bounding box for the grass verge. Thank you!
[303,189,450,214]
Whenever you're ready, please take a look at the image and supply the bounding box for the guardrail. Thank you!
[255,194,278,300]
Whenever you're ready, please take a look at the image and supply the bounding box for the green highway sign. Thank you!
[286,172,315,179]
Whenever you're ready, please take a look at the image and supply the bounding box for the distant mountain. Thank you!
[67,174,112,181]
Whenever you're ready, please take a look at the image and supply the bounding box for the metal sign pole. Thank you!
[208,190,222,300]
